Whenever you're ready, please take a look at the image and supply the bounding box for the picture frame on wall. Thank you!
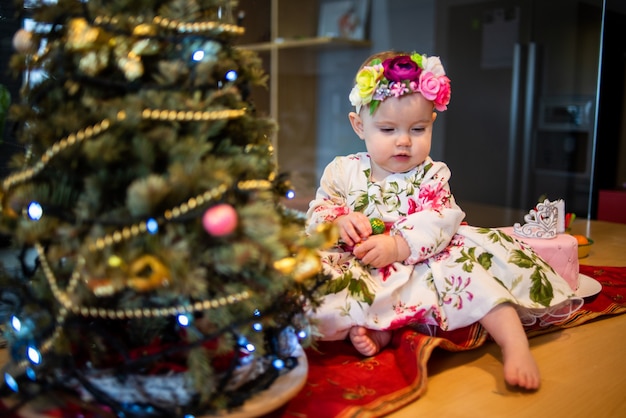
[317,0,370,41]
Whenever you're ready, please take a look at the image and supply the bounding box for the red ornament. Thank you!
[202,204,238,236]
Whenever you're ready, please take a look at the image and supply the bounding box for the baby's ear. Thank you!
[432,111,438,122]
[348,112,365,139]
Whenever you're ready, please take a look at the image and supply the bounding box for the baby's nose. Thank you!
[396,133,411,146]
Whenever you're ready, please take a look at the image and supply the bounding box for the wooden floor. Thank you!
[388,216,626,418]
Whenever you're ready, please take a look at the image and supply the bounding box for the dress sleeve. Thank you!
[390,161,466,264]
[305,156,352,235]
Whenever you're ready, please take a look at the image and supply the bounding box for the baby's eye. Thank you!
[380,127,394,133]
[411,127,426,132]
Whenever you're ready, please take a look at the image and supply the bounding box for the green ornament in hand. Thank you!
[370,218,385,235]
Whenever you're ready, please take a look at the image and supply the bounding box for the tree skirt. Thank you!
[272,265,626,418]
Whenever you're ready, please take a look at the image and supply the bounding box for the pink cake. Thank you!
[500,226,580,291]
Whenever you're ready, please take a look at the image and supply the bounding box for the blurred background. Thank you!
[2,0,625,227]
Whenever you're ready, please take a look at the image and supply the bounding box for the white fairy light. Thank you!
[11,315,22,332]
[27,346,42,365]
[177,314,190,327]
[27,201,43,220]
[272,358,285,370]
[192,50,205,62]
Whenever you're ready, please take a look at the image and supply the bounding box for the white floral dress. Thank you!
[306,153,583,341]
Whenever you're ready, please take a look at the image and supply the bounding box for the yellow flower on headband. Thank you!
[355,63,384,103]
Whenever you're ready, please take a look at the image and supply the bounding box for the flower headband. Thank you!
[349,52,451,114]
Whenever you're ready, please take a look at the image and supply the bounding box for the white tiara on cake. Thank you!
[513,199,565,239]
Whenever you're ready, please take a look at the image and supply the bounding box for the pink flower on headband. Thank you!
[435,76,451,111]
[390,82,409,97]
[383,55,421,83]
[419,73,451,111]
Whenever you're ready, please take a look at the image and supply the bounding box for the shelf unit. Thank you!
[235,0,370,199]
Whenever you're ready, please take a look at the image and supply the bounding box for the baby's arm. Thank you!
[392,161,465,264]
[307,157,364,244]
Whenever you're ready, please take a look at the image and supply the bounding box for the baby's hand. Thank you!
[334,212,372,246]
[353,235,396,267]
[353,234,410,268]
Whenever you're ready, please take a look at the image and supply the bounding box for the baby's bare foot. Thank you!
[349,326,391,356]
[502,345,541,390]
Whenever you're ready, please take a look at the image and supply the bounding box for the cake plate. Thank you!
[576,274,602,299]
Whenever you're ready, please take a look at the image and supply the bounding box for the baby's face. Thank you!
[354,94,435,182]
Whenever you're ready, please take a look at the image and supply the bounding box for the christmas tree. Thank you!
[0,0,330,415]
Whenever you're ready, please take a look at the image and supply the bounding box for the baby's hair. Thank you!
[355,50,409,77]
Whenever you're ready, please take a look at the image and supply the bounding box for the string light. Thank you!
[146,218,159,234]
[272,358,285,370]
[177,314,190,327]
[192,50,205,62]
[26,201,43,220]
[4,373,18,392]
[27,346,42,365]
[225,70,238,82]
[10,315,21,332]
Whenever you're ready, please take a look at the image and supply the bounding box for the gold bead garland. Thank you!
[91,14,245,36]
[1,118,112,191]
[86,177,273,253]
[35,242,252,320]
[152,16,245,35]
[86,183,229,252]
[1,107,246,193]
[34,177,272,313]
[140,108,245,122]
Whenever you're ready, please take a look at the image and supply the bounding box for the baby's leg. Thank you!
[479,303,540,390]
[349,326,392,356]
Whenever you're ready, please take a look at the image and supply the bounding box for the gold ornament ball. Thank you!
[292,248,322,282]
[274,256,297,275]
[315,222,339,249]
[274,248,322,282]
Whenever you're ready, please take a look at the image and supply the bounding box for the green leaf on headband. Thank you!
[369,100,380,115]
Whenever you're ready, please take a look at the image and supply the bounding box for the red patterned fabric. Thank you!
[2,266,624,418]
[271,265,626,418]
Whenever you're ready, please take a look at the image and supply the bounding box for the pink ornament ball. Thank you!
[13,29,34,53]
[202,204,238,236]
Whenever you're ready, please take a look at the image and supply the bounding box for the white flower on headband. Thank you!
[349,52,451,114]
